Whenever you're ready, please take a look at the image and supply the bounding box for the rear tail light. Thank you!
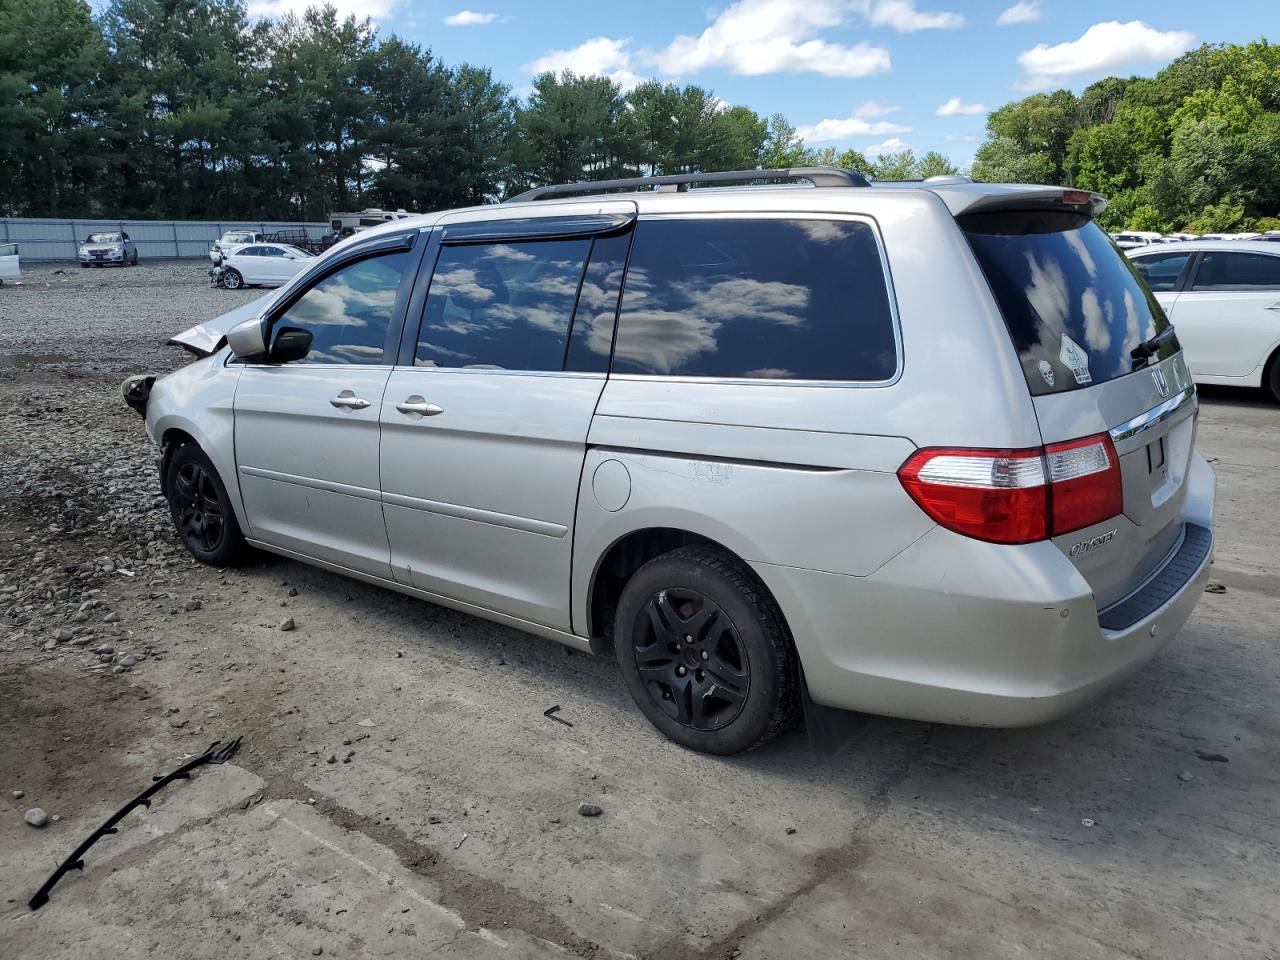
[898,433,1121,545]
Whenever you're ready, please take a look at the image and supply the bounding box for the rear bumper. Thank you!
[753,454,1216,727]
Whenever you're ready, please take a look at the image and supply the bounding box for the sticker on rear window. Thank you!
[1059,334,1092,385]
[1037,360,1055,387]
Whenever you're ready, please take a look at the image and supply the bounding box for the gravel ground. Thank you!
[1,262,1279,959]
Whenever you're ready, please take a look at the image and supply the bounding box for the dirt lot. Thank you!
[1,262,1278,959]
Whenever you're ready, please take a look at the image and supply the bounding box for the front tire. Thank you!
[165,444,249,566]
[221,268,243,290]
[614,546,800,755]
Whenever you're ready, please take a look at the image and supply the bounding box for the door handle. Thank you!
[1266,301,1280,311]
[330,390,371,410]
[396,395,444,417]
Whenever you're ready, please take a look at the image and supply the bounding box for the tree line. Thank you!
[972,40,1280,233]
[2,0,1274,230]
[0,0,957,221]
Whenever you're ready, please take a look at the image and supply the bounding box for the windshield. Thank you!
[87,233,122,244]
[962,211,1180,396]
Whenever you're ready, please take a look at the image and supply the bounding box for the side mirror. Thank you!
[270,326,313,364]
[227,317,267,361]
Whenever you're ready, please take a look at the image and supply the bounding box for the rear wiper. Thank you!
[1130,325,1177,368]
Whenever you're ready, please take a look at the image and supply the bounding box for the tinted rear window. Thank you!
[1191,251,1280,290]
[612,218,896,381]
[962,211,1179,396]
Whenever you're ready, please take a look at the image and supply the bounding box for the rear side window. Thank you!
[962,212,1179,396]
[612,218,896,381]
[416,239,589,371]
[1131,251,1192,292]
[1191,252,1280,290]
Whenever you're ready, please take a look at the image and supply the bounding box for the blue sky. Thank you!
[253,0,1274,164]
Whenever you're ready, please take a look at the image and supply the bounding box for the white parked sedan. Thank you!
[1128,240,1280,402]
[216,244,314,289]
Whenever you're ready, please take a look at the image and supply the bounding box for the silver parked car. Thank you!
[127,168,1215,755]
[78,231,138,267]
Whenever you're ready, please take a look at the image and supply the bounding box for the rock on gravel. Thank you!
[577,803,603,817]
[280,617,296,632]
[25,807,49,828]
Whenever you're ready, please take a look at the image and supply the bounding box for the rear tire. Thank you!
[221,268,243,290]
[1266,351,1280,404]
[614,546,800,755]
[164,444,249,567]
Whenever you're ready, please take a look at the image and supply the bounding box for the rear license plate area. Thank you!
[1146,437,1166,474]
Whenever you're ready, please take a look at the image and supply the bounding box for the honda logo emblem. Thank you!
[1152,368,1170,398]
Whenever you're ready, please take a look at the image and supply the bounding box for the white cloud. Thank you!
[247,0,397,17]
[1018,20,1195,89]
[935,97,986,117]
[996,1,1041,25]
[651,0,890,78]
[525,37,643,89]
[797,115,910,143]
[443,10,499,26]
[855,100,901,117]
[944,134,980,142]
[861,0,963,32]
[862,137,912,156]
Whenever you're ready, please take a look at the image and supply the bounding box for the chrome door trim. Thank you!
[238,465,382,503]
[1109,385,1197,445]
[244,538,592,651]
[381,491,568,539]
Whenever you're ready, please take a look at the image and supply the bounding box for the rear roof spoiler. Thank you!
[923,183,1107,219]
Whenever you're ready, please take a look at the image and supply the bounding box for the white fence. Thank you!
[0,218,329,262]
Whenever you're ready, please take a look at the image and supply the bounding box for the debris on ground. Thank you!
[1195,751,1230,763]
[1204,583,1227,594]
[27,736,242,910]
[544,704,573,727]
[279,617,296,631]
[1080,817,1096,828]
[1178,771,1195,781]
[577,803,603,817]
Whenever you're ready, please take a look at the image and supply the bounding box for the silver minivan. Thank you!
[131,168,1216,754]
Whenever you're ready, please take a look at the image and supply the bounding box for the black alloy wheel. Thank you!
[165,444,248,566]
[614,546,800,754]
[172,460,226,554]
[632,588,749,732]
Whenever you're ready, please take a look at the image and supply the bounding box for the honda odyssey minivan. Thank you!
[128,168,1215,754]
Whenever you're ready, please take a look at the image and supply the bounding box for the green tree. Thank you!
[0,0,111,215]
[364,37,458,210]
[450,65,517,204]
[760,114,809,168]
[871,151,918,181]
[915,151,959,179]
[514,71,632,189]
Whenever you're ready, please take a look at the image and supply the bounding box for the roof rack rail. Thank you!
[506,166,870,203]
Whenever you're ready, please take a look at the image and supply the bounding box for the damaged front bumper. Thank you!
[122,374,155,418]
